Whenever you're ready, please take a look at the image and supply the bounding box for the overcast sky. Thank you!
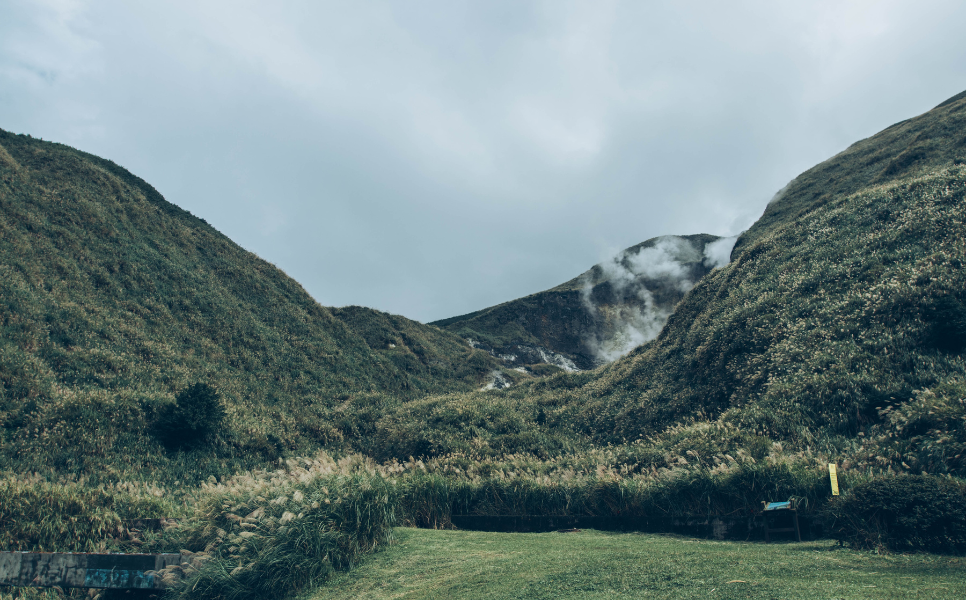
[3,1,966,322]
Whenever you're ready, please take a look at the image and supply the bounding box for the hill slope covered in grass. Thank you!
[566,90,966,449]
[433,234,730,370]
[374,90,966,477]
[733,89,966,256]
[0,129,502,477]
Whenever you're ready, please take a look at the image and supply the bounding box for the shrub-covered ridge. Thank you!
[0,128,504,478]
[377,164,966,476]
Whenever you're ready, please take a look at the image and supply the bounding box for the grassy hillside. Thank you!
[734,89,966,256]
[374,90,966,478]
[433,234,726,370]
[0,129,502,479]
[5,90,964,480]
[563,90,966,450]
[567,165,966,446]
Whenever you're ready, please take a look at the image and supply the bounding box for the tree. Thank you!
[154,383,226,450]
[927,295,966,353]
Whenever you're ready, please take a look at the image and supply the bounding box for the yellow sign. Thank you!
[829,463,840,496]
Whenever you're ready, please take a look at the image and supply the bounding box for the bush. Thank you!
[154,383,227,450]
[387,453,831,531]
[825,474,966,553]
[926,295,966,353]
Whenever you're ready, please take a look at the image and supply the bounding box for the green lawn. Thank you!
[307,528,966,600]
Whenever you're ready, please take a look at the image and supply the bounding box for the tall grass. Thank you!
[3,445,962,600]
[154,453,397,600]
[0,473,174,552]
[391,447,843,527]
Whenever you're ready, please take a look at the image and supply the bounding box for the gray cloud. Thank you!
[3,1,966,322]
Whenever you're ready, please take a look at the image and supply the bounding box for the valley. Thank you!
[2,88,966,600]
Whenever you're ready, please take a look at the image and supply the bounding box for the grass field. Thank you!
[308,528,966,600]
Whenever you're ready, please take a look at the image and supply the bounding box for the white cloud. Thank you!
[2,1,965,322]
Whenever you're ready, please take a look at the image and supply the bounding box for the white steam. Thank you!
[624,237,701,292]
[582,235,735,364]
[702,235,738,269]
[529,345,580,372]
[583,290,672,363]
[480,370,511,391]
[467,338,580,373]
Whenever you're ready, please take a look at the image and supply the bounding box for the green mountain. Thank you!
[373,89,966,476]
[5,90,966,586]
[433,234,731,371]
[5,88,966,482]
[734,89,966,256]
[0,129,502,475]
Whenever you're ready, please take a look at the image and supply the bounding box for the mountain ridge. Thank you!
[733,90,966,258]
[432,233,732,370]
[371,88,966,473]
[0,128,504,475]
[3,87,965,483]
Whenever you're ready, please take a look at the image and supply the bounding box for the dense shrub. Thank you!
[825,474,966,553]
[154,383,227,450]
[926,295,966,353]
[389,449,832,529]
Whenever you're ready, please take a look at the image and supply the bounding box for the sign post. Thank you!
[829,463,840,496]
